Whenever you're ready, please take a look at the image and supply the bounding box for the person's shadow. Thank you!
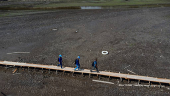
[1,92,7,96]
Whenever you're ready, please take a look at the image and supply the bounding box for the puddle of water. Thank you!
[80,6,124,9]
[81,6,102,9]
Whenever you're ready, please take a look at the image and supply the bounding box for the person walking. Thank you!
[74,56,80,71]
[57,54,62,68]
[90,58,99,73]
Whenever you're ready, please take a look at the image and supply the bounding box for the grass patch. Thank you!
[0,10,58,17]
[1,0,170,8]
[33,0,170,8]
[0,0,170,17]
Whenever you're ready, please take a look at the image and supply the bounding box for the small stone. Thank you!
[160,55,163,58]
[52,29,57,31]
[141,53,144,56]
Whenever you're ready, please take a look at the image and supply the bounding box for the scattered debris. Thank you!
[13,52,30,54]
[124,65,130,69]
[7,53,12,54]
[52,28,57,31]
[7,52,30,54]
[92,79,114,84]
[118,84,165,88]
[13,68,17,73]
[160,55,164,58]
[102,51,109,55]
[127,69,136,74]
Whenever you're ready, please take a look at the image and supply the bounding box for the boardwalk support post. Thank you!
[17,67,19,73]
[128,79,130,83]
[138,80,140,85]
[42,68,43,73]
[28,67,29,72]
[63,71,65,75]
[56,70,58,74]
[99,75,101,80]
[82,72,84,77]
[120,77,123,82]
[149,81,151,87]
[159,83,161,88]
[89,74,91,78]
[72,72,74,76]
[49,69,50,74]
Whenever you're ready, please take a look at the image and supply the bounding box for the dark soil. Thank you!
[0,7,170,96]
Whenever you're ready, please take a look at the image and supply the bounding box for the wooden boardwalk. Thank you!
[0,61,170,85]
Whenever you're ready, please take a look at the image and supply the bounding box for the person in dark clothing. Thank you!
[57,54,62,68]
[74,56,80,71]
[90,58,99,73]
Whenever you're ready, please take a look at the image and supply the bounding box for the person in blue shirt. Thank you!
[74,56,80,71]
[90,58,99,73]
[57,54,62,68]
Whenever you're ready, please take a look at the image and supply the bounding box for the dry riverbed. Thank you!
[0,7,170,96]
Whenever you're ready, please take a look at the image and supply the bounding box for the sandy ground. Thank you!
[0,7,170,96]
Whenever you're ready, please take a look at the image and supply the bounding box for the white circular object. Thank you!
[102,51,109,55]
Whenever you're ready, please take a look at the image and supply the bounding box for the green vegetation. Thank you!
[34,0,170,8]
[0,10,58,17]
[0,0,169,17]
[1,0,170,8]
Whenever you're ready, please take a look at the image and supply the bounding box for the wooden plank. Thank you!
[0,61,170,84]
[12,68,17,73]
